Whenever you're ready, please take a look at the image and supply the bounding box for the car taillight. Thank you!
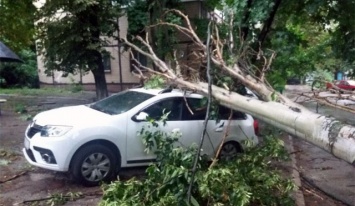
[253,119,259,135]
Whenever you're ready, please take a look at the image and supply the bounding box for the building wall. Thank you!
[37,1,207,92]
[37,15,140,88]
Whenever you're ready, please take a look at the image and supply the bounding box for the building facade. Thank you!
[37,1,208,92]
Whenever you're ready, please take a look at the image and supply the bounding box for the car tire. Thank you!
[219,141,242,161]
[70,144,117,186]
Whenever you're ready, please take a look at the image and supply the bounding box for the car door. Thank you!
[338,80,348,90]
[203,106,250,157]
[125,97,190,165]
[180,98,226,158]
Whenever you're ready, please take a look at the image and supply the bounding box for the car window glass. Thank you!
[218,106,246,120]
[143,98,182,121]
[182,98,207,120]
[90,91,154,115]
[181,98,246,120]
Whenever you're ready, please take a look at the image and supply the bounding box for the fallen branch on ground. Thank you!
[0,171,27,184]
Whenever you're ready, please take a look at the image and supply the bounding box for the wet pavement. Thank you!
[0,92,147,206]
[0,93,103,205]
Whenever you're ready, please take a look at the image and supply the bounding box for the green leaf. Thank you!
[190,195,200,206]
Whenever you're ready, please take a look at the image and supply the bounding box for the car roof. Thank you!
[129,87,204,97]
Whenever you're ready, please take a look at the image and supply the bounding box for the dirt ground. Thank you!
[0,92,350,206]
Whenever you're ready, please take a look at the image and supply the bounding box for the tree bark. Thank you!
[91,51,108,100]
[173,79,355,165]
[257,0,282,46]
[87,5,108,100]
[241,0,254,40]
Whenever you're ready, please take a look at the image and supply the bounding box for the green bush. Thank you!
[100,117,295,206]
[0,49,39,88]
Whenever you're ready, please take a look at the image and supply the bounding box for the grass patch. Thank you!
[0,87,89,97]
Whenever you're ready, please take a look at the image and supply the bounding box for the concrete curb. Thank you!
[285,135,305,206]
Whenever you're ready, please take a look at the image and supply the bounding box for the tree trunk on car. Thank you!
[172,80,355,165]
[123,10,355,165]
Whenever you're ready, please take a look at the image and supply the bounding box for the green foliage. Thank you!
[0,49,39,88]
[144,75,166,89]
[203,0,353,86]
[36,0,123,73]
[0,87,88,97]
[126,0,149,37]
[100,119,295,205]
[14,103,27,114]
[0,0,36,51]
[19,114,34,121]
[69,77,84,93]
[126,0,182,59]
[36,0,124,99]
[46,192,83,206]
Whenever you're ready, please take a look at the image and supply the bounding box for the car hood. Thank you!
[33,105,112,127]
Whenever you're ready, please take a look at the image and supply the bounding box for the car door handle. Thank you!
[215,122,224,132]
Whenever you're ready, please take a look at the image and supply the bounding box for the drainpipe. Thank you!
[117,17,123,91]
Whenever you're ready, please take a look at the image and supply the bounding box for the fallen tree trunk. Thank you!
[169,78,355,165]
[123,9,355,165]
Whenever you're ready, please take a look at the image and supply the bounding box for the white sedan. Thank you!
[23,88,259,186]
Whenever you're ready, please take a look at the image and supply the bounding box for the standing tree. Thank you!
[35,0,123,99]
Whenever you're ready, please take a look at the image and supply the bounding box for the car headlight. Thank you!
[41,125,72,137]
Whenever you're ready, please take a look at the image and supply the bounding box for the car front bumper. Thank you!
[23,133,74,172]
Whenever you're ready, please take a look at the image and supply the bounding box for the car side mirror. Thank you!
[133,112,149,122]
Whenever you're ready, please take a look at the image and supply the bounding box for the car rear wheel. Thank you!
[71,144,117,186]
[219,142,242,161]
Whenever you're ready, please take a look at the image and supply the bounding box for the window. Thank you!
[103,53,111,73]
[131,50,147,72]
[182,98,207,120]
[218,106,246,120]
[143,98,182,121]
[181,98,246,121]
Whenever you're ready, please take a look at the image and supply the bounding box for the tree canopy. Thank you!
[0,0,36,51]
[35,0,123,99]
[126,0,354,87]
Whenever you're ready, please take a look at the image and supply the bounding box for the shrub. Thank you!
[0,49,39,88]
[100,117,295,206]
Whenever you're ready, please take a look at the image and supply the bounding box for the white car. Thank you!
[23,88,259,186]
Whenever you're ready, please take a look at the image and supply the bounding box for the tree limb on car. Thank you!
[123,9,355,165]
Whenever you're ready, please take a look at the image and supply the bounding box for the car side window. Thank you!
[182,98,207,120]
[142,98,182,121]
[181,98,246,121]
[218,106,246,120]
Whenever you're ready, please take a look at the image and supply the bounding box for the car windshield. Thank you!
[89,91,154,115]
[347,80,355,85]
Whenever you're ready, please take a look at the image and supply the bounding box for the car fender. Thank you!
[62,125,126,171]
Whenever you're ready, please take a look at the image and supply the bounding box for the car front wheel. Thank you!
[71,144,117,186]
